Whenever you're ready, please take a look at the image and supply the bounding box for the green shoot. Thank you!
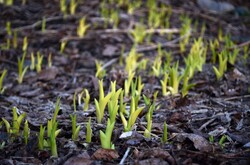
[95,60,106,79]
[209,39,219,64]
[213,52,227,80]
[179,15,191,53]
[77,17,90,38]
[144,102,155,138]
[50,121,59,157]
[110,9,119,28]
[70,114,81,141]
[228,48,240,65]
[131,23,147,44]
[125,47,141,74]
[168,62,182,95]
[48,52,52,68]
[38,124,46,150]
[60,40,67,54]
[60,0,67,16]
[79,89,90,111]
[95,80,112,123]
[86,117,92,143]
[209,135,214,143]
[70,0,77,15]
[181,66,195,97]
[36,51,44,73]
[120,96,144,132]
[18,52,28,83]
[160,73,170,96]
[13,30,17,49]
[23,120,29,145]
[100,118,115,149]
[219,135,227,149]
[124,72,135,97]
[42,17,46,32]
[30,52,35,70]
[161,121,168,143]
[22,36,28,52]
[0,69,7,94]
[2,107,26,136]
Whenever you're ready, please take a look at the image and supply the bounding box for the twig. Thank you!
[119,147,131,165]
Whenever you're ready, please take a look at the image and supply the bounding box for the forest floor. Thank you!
[0,0,250,165]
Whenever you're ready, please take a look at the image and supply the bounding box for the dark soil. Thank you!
[1,0,250,165]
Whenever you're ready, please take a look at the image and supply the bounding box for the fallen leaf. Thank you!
[174,133,213,152]
[92,148,119,161]
[64,152,92,165]
[37,66,59,81]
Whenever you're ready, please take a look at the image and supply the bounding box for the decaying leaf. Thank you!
[92,148,119,161]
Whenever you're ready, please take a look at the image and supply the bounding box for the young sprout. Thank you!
[23,120,29,145]
[5,0,13,5]
[125,47,141,74]
[124,72,135,97]
[60,0,67,16]
[0,69,7,94]
[41,17,46,32]
[70,0,77,15]
[213,52,227,80]
[243,45,249,63]
[86,117,92,143]
[181,66,195,97]
[95,80,112,123]
[110,9,119,28]
[22,36,28,52]
[219,135,227,149]
[50,121,59,157]
[209,135,214,143]
[70,114,81,141]
[130,23,147,44]
[2,107,26,136]
[127,0,141,15]
[36,51,44,73]
[78,89,90,111]
[38,124,46,150]
[77,17,90,38]
[228,48,240,65]
[100,118,115,149]
[48,52,52,68]
[144,102,155,138]
[120,96,144,132]
[218,26,223,41]
[210,39,219,64]
[95,60,106,79]
[179,15,192,53]
[30,52,35,70]
[168,62,182,95]
[161,121,168,143]
[60,40,67,54]
[160,73,170,96]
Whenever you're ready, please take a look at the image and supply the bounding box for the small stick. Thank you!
[119,147,131,165]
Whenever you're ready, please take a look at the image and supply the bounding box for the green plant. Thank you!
[144,102,155,138]
[70,114,81,141]
[73,91,77,112]
[48,53,52,68]
[125,47,141,74]
[161,121,168,143]
[23,120,29,145]
[60,40,67,53]
[179,15,192,53]
[110,9,119,28]
[100,118,115,149]
[120,96,144,132]
[209,135,214,143]
[86,117,92,143]
[160,73,170,96]
[219,135,227,148]
[209,39,219,64]
[127,0,141,15]
[50,121,59,157]
[22,36,28,52]
[243,45,249,63]
[77,17,90,38]
[2,107,26,136]
[168,62,182,95]
[95,60,106,79]
[131,23,147,44]
[42,17,46,32]
[36,51,44,73]
[70,0,77,15]
[78,89,90,111]
[108,82,122,123]
[228,48,240,65]
[30,52,35,70]
[213,52,227,80]
[124,72,135,97]
[38,124,46,150]
[95,80,112,123]
[60,0,67,16]
[181,66,195,97]
[17,53,28,84]
[0,69,7,94]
